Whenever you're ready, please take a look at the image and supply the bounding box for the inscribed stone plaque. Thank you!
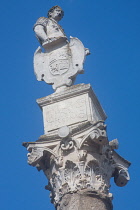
[43,94,88,132]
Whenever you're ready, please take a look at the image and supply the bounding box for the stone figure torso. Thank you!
[34,17,66,45]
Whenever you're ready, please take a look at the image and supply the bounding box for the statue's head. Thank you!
[47,6,64,21]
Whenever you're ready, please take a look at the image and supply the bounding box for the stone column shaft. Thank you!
[57,192,113,210]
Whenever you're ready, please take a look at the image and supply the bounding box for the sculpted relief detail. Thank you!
[24,120,130,206]
[33,6,90,92]
[23,6,131,209]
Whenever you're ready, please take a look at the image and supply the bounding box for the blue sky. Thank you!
[0,0,140,209]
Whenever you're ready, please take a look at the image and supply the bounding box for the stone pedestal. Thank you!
[23,84,130,209]
[36,83,106,134]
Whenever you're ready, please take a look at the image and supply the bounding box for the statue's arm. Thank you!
[34,25,48,43]
[33,17,48,45]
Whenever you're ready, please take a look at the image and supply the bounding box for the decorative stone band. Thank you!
[23,121,130,206]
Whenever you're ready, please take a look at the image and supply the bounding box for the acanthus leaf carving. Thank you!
[23,120,130,206]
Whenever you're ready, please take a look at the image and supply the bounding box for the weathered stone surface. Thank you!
[24,127,130,207]
[33,6,90,92]
[23,5,131,210]
[37,84,107,133]
[23,84,130,207]
[57,192,113,210]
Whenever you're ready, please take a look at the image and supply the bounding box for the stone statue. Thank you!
[34,6,66,48]
[33,6,90,92]
[23,6,131,209]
